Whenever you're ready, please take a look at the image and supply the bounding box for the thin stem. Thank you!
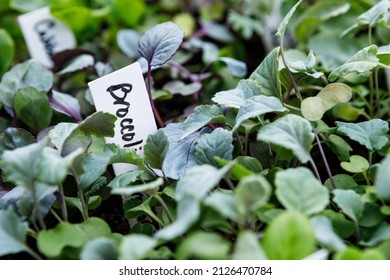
[31,182,46,229]
[49,97,82,122]
[369,74,375,118]
[58,183,68,222]
[374,68,380,115]
[167,60,192,80]
[314,129,337,189]
[11,110,18,127]
[26,247,43,260]
[147,64,164,128]
[73,169,89,220]
[279,37,302,101]
[50,209,63,223]
[224,176,235,191]
[283,103,301,112]
[378,63,390,71]
[309,158,322,182]
[153,194,174,224]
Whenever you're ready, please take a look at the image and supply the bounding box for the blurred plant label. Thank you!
[18,6,76,68]
[88,62,157,175]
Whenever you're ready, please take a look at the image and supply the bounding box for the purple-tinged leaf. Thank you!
[138,21,184,67]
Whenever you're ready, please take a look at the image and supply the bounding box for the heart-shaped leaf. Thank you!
[257,114,314,163]
[301,83,352,121]
[336,119,389,151]
[340,155,369,173]
[138,21,184,67]
[275,167,329,216]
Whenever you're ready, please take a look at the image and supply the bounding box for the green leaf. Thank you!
[332,189,364,223]
[232,230,267,260]
[107,170,145,189]
[80,237,118,260]
[0,128,35,156]
[336,119,389,151]
[275,167,329,216]
[218,57,247,78]
[119,234,157,260]
[0,28,14,76]
[335,247,385,260]
[329,45,379,82]
[321,210,356,239]
[249,47,281,99]
[10,0,50,12]
[0,59,53,108]
[155,195,200,240]
[301,83,352,121]
[195,128,233,166]
[236,175,272,218]
[204,190,238,221]
[37,218,111,258]
[117,29,140,58]
[144,130,169,170]
[111,178,163,196]
[324,174,358,191]
[376,155,390,200]
[233,95,287,131]
[311,216,346,252]
[36,147,82,186]
[139,21,184,67]
[262,211,315,260]
[162,123,198,179]
[176,164,233,201]
[0,208,29,256]
[358,203,384,228]
[378,45,390,65]
[308,33,362,72]
[176,231,230,260]
[342,0,390,37]
[276,0,303,38]
[327,134,353,162]
[0,140,45,188]
[79,145,116,191]
[360,224,390,247]
[14,87,52,133]
[257,114,314,163]
[58,54,94,75]
[212,79,261,109]
[181,105,225,139]
[163,80,202,96]
[113,0,145,27]
[340,155,369,173]
[62,111,116,155]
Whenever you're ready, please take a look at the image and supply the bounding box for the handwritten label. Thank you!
[18,7,76,68]
[88,62,157,175]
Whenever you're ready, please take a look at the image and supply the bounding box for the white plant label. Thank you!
[88,62,157,175]
[18,6,76,68]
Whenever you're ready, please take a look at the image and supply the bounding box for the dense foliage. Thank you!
[0,0,390,260]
